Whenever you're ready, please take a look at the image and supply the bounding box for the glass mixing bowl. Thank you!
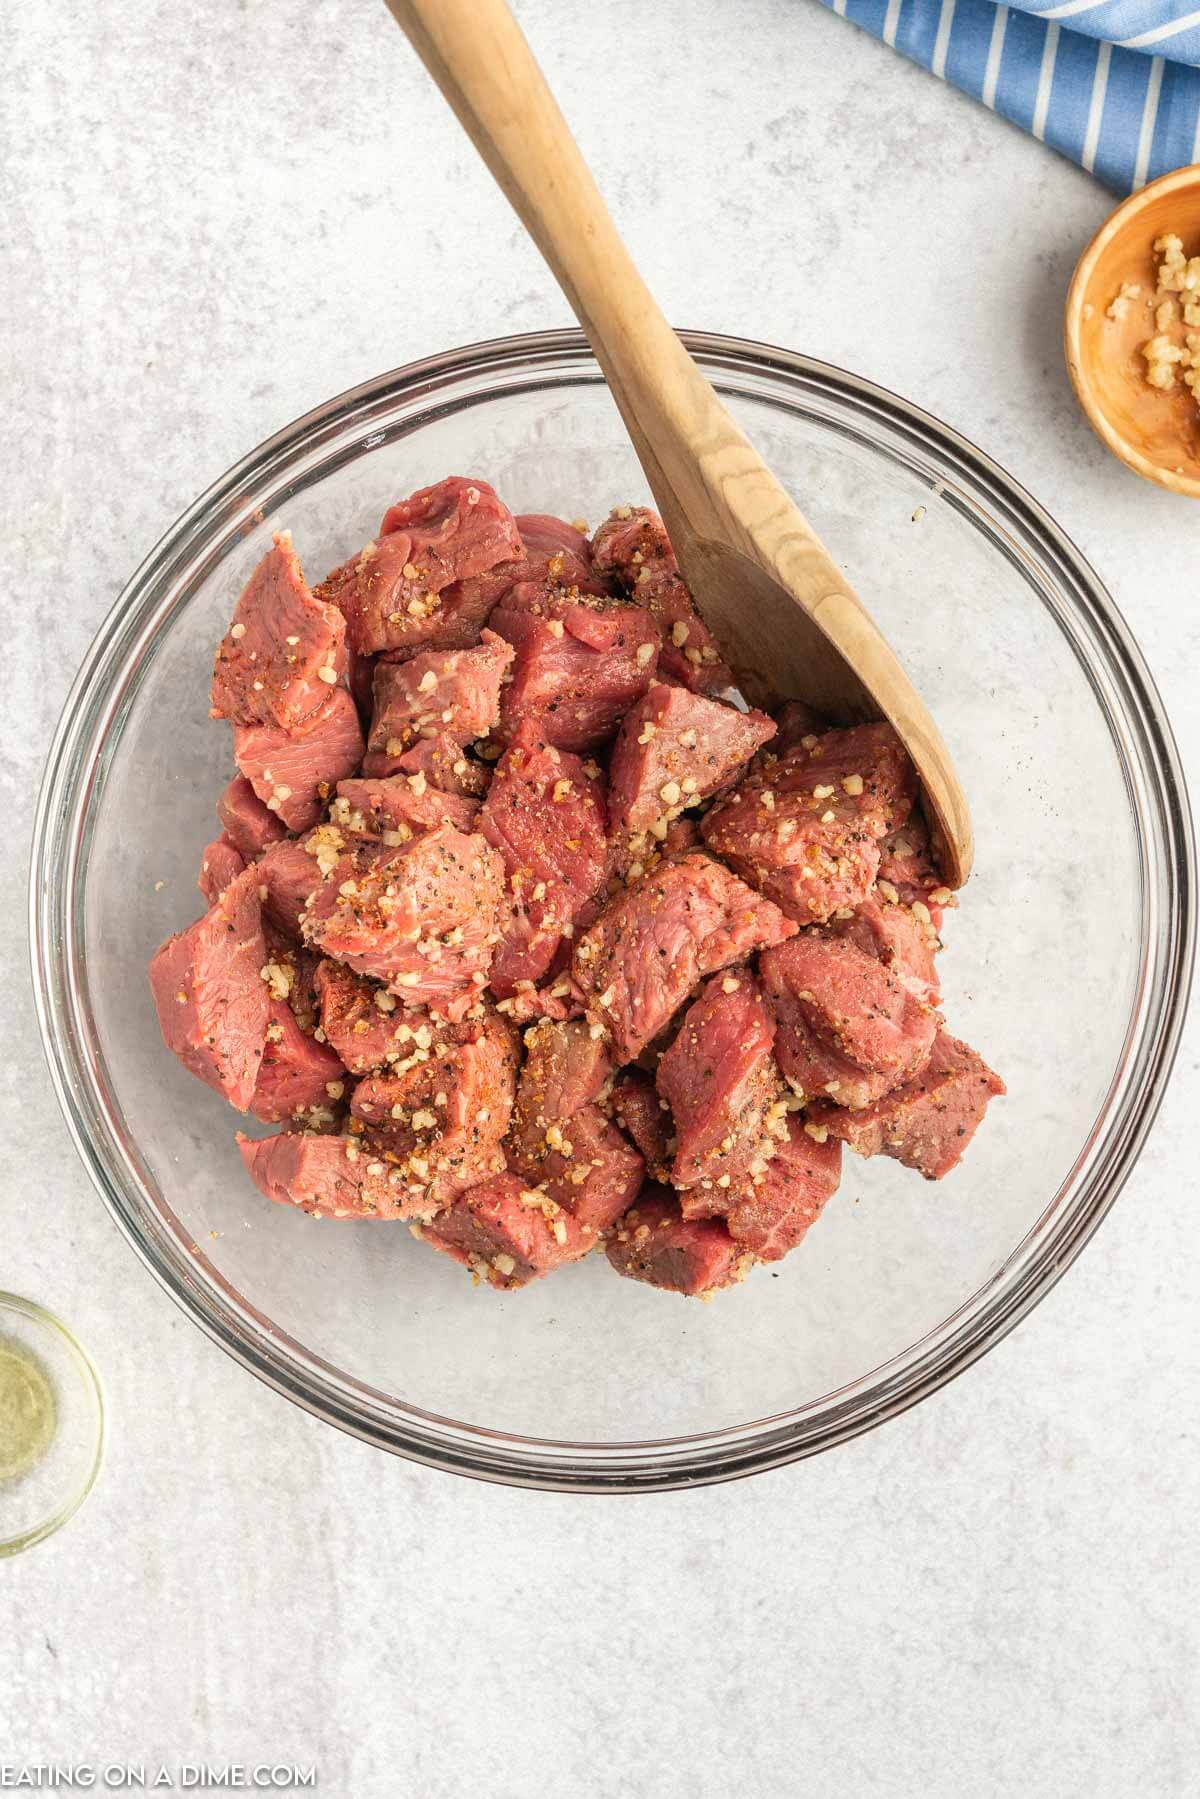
[31,331,1194,1492]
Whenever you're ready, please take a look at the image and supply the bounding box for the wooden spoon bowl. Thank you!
[1066,164,1200,498]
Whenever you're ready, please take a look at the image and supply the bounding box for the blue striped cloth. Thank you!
[817,0,1200,190]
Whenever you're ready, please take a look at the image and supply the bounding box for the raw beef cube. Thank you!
[149,865,269,1111]
[608,683,776,838]
[571,852,796,1062]
[251,996,346,1125]
[720,1116,842,1261]
[217,775,288,861]
[210,534,348,731]
[806,1030,1005,1180]
[315,959,428,1074]
[610,1070,675,1183]
[656,970,785,1193]
[364,631,514,767]
[303,824,504,1016]
[606,1188,743,1296]
[877,812,955,928]
[770,700,829,753]
[823,893,941,1006]
[320,477,523,656]
[388,733,490,798]
[255,836,328,939]
[332,775,480,843]
[512,1018,614,1153]
[701,722,917,925]
[350,1011,516,1204]
[511,1102,644,1232]
[420,1170,594,1288]
[590,507,732,692]
[198,835,246,906]
[490,589,661,753]
[760,934,938,1109]
[479,726,609,995]
[238,1131,432,1220]
[234,687,365,833]
[494,978,580,1026]
[514,514,595,588]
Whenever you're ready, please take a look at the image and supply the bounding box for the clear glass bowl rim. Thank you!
[30,328,1195,1494]
[0,1292,106,1556]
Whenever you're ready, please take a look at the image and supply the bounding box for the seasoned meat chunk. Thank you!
[479,726,609,995]
[303,824,504,1016]
[512,1018,614,1151]
[806,1029,1005,1180]
[720,1116,842,1261]
[319,477,523,656]
[420,1170,594,1288]
[314,959,430,1074]
[608,684,776,838]
[254,836,329,939]
[656,970,785,1194]
[877,812,955,927]
[571,853,796,1062]
[234,687,365,833]
[364,630,514,771]
[217,775,288,861]
[606,1188,744,1296]
[149,865,269,1111]
[197,835,246,907]
[590,507,732,692]
[238,1131,437,1220]
[386,733,490,798]
[250,996,346,1125]
[490,587,661,752]
[511,1102,644,1232]
[701,723,917,925]
[350,1011,516,1199]
[332,775,480,843]
[210,533,347,730]
[823,893,941,1007]
[610,1069,674,1183]
[760,934,938,1109]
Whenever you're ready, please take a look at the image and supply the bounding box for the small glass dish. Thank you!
[31,331,1195,1491]
[0,1295,104,1555]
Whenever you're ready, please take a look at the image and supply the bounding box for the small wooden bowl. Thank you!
[1065,164,1200,497]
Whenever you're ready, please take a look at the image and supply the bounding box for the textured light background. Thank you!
[2,2,1197,1794]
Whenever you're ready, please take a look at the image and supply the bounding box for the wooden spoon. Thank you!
[383,0,973,886]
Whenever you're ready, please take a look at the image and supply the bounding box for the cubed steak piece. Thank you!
[234,687,365,834]
[217,775,288,861]
[363,631,514,771]
[807,1029,1005,1180]
[388,733,490,798]
[350,1010,515,1196]
[210,534,348,731]
[514,514,595,588]
[877,813,955,927]
[319,477,523,656]
[255,835,328,939]
[512,1018,614,1152]
[490,588,661,753]
[720,1116,842,1261]
[238,1131,433,1220]
[315,958,429,1074]
[149,865,269,1111]
[479,726,609,995]
[608,683,776,838]
[759,934,938,1110]
[656,970,785,1194]
[610,1069,675,1183]
[701,723,918,925]
[419,1170,594,1288]
[770,699,829,754]
[251,996,346,1125]
[571,852,796,1062]
[606,1188,744,1296]
[823,893,941,1007]
[590,507,732,692]
[512,1103,644,1232]
[197,835,246,907]
[332,775,480,843]
[303,824,504,1016]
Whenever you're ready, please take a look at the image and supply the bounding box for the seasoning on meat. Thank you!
[217,774,288,861]
[591,507,733,692]
[364,630,514,771]
[655,969,785,1195]
[607,682,776,840]
[197,835,246,907]
[234,687,365,833]
[606,1188,745,1296]
[211,533,347,731]
[490,587,662,752]
[422,1170,596,1287]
